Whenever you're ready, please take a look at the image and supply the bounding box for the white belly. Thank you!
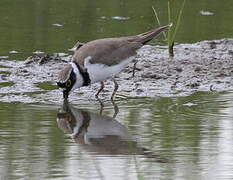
[85,57,134,83]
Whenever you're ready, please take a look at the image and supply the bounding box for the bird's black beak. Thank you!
[57,82,69,99]
[63,90,69,99]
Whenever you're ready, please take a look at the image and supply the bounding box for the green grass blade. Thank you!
[171,0,186,41]
[167,0,172,46]
[152,6,167,39]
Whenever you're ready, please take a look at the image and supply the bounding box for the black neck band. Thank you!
[73,62,91,86]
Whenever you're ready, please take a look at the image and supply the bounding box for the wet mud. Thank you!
[0,38,232,103]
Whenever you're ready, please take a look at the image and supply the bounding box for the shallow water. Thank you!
[1,91,233,180]
[0,0,233,60]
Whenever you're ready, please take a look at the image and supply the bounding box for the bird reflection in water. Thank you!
[96,97,119,118]
[56,100,167,162]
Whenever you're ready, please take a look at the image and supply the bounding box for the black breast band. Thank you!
[73,62,91,86]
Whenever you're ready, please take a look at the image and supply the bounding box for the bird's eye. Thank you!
[66,80,72,87]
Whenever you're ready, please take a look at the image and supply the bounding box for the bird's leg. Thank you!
[96,97,104,115]
[111,78,119,100]
[95,81,105,98]
[111,99,119,118]
[132,61,138,78]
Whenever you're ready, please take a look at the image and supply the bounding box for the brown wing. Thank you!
[72,25,171,67]
[72,37,142,66]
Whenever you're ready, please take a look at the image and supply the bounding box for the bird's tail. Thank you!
[136,24,172,45]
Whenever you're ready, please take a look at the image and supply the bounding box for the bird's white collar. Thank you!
[70,62,84,90]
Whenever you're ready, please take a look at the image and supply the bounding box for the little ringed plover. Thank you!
[57,24,171,99]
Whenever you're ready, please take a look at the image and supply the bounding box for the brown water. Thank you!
[1,0,233,179]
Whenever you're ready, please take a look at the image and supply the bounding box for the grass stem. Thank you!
[167,0,174,57]
[172,0,186,42]
[152,0,186,57]
[152,6,167,40]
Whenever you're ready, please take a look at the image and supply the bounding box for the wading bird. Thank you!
[57,24,171,99]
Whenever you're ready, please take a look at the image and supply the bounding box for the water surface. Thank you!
[1,92,233,180]
[0,0,233,59]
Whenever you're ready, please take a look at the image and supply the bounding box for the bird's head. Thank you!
[57,64,77,99]
[57,62,88,99]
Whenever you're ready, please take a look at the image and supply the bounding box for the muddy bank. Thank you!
[0,38,233,103]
